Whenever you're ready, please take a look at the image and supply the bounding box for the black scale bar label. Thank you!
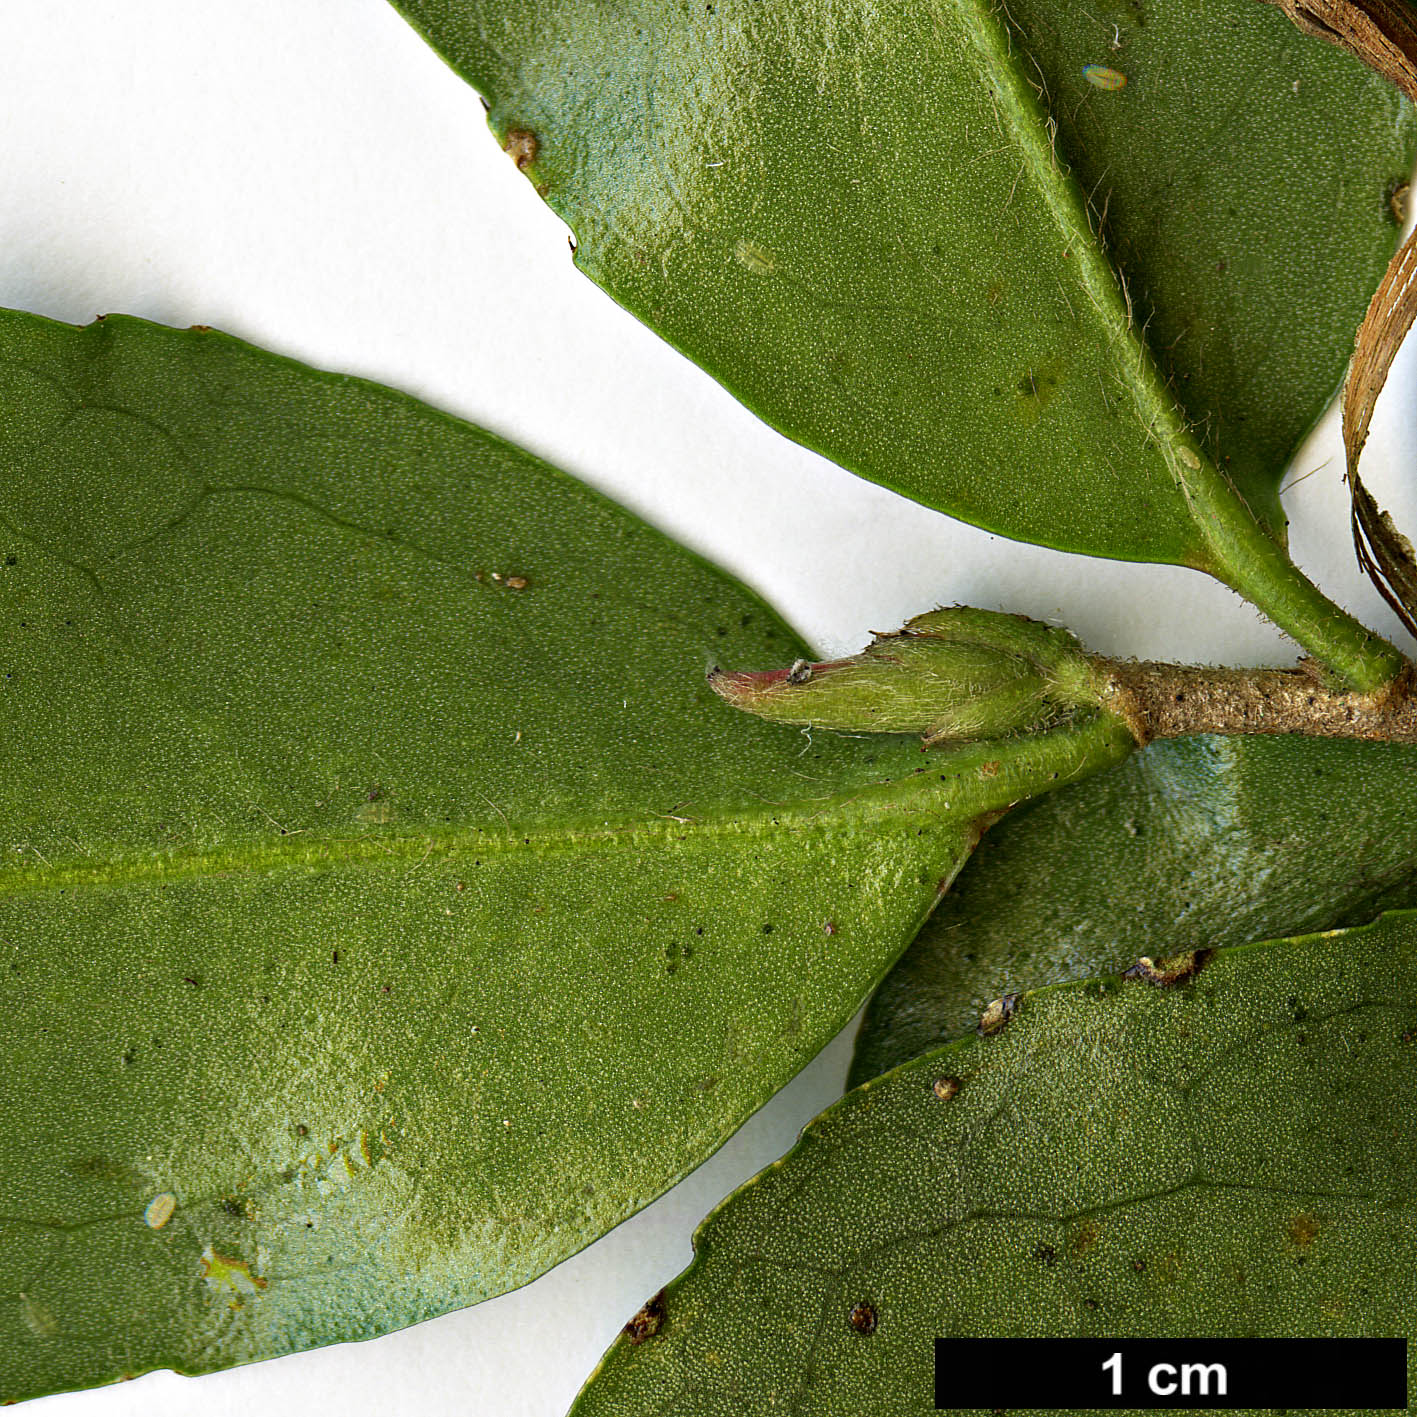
[934,1337,1408,1409]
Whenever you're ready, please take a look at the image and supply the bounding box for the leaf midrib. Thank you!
[0,718,1132,901]
[0,766,961,902]
[954,0,1221,561]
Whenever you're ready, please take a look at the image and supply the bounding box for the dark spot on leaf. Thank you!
[66,1155,139,1185]
[367,785,382,802]
[1032,1243,1058,1267]
[624,1290,666,1344]
[1123,950,1208,987]
[503,129,539,171]
[848,1302,878,1334]
[295,1124,309,1137]
[823,920,837,936]
[762,923,773,934]
[977,993,1019,1036]
[1070,1220,1100,1256]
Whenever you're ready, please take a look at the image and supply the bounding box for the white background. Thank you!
[3,4,1415,1414]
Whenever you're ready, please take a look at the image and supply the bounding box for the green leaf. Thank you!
[0,308,1134,1402]
[853,734,1417,1085]
[571,913,1417,1417]
[390,0,1411,561]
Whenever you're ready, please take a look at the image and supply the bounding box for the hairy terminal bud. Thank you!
[709,608,1102,745]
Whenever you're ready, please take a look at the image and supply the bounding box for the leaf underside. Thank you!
[573,913,1417,1417]
[0,309,1130,1401]
[390,0,1413,560]
[853,733,1417,1084]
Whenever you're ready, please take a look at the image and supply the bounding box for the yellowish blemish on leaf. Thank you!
[19,1293,59,1339]
[1154,1249,1185,1282]
[1013,359,1066,426]
[734,239,776,275]
[1083,64,1127,91]
[356,799,397,824]
[144,1192,176,1229]
[200,1245,268,1296]
[1175,445,1202,470]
